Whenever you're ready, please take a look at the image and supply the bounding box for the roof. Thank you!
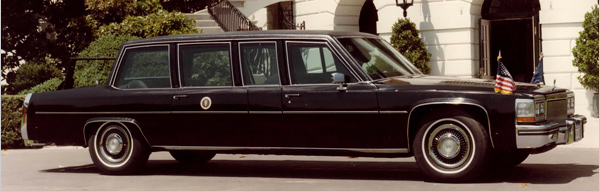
[123,30,379,45]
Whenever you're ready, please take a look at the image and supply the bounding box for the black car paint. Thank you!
[25,31,563,155]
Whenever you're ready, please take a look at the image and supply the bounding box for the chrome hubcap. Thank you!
[96,125,131,165]
[437,133,461,159]
[427,123,471,169]
[105,133,123,155]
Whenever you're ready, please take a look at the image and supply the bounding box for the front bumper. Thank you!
[20,123,46,147]
[516,115,586,149]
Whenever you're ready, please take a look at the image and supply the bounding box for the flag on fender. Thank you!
[530,56,545,84]
[494,56,516,94]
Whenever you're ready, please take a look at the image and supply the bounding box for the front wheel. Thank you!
[413,114,491,182]
[492,149,530,168]
[89,123,150,174]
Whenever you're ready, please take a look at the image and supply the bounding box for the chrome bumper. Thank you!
[20,123,46,147]
[516,115,586,149]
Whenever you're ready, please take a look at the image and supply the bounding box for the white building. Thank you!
[191,0,598,116]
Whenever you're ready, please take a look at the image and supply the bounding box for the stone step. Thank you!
[199,27,224,34]
[184,13,212,20]
[195,20,219,27]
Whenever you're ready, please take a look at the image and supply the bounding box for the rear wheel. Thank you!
[169,151,216,164]
[89,123,150,174]
[413,113,491,182]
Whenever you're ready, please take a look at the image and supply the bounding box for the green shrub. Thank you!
[5,61,62,94]
[1,95,25,149]
[572,5,599,92]
[18,78,63,94]
[74,34,141,88]
[390,18,431,74]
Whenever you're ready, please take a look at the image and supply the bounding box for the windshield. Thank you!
[337,38,422,80]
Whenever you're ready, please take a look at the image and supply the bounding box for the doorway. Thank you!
[359,0,377,35]
[480,0,541,82]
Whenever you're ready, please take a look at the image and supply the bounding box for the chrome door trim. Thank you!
[154,146,409,154]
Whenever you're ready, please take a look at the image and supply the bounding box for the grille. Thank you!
[547,99,567,125]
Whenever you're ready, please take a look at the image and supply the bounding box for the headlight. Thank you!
[516,98,545,123]
[516,99,535,122]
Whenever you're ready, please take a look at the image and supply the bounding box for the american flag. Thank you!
[494,59,516,94]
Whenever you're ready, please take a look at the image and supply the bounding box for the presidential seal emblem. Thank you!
[200,97,212,110]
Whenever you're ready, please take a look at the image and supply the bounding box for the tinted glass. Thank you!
[115,46,170,89]
[240,43,279,85]
[179,44,232,87]
[337,38,423,80]
[287,43,356,84]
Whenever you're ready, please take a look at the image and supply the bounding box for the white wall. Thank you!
[374,0,482,78]
[539,0,597,115]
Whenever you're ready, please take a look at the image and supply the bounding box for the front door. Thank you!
[281,41,380,148]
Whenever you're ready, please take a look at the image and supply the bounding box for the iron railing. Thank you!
[208,0,261,31]
[279,3,305,30]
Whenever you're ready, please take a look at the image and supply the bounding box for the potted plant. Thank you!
[572,5,599,117]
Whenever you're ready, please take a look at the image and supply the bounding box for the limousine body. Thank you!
[21,31,586,181]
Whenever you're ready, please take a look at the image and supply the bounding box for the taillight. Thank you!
[21,94,32,126]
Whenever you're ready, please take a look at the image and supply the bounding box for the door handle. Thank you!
[173,95,189,100]
[285,93,301,98]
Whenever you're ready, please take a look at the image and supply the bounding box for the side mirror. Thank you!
[331,73,347,91]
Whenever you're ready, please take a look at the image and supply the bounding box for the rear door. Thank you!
[239,41,285,147]
[170,42,248,147]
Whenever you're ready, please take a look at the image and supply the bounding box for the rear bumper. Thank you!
[20,123,47,147]
[516,114,586,149]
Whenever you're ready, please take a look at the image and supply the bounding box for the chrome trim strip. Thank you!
[407,101,494,151]
[239,41,281,86]
[109,44,172,89]
[177,42,234,88]
[249,111,282,114]
[154,146,409,154]
[37,111,171,115]
[380,111,408,114]
[283,111,379,114]
[83,119,151,147]
[171,111,247,114]
[38,110,400,115]
[123,37,331,47]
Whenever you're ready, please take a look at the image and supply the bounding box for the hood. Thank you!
[377,75,568,95]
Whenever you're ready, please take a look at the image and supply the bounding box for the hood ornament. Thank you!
[552,79,556,91]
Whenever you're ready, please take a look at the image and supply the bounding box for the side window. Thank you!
[287,43,356,84]
[179,44,232,87]
[240,42,279,85]
[115,46,170,89]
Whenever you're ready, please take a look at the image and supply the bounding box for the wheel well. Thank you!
[408,104,491,151]
[83,121,149,148]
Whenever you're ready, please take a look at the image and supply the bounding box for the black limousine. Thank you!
[21,31,586,181]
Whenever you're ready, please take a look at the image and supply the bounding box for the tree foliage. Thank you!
[572,5,599,92]
[2,0,199,92]
[1,0,93,80]
[97,9,197,38]
[390,18,431,74]
[74,34,141,87]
